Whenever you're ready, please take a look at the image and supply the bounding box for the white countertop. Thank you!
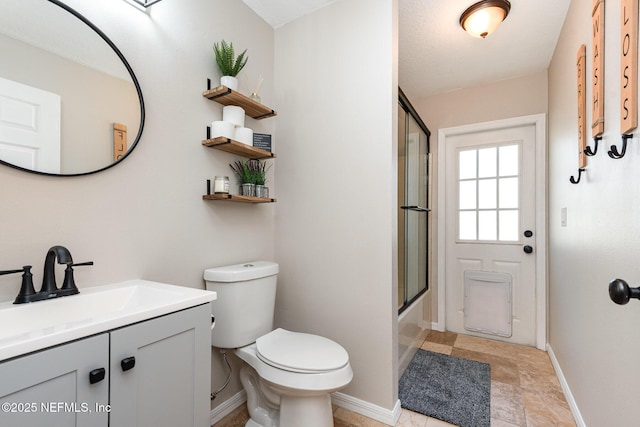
[0,280,216,361]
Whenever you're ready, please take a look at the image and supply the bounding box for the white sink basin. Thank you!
[0,280,216,361]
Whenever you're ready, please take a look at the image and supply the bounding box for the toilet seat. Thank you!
[256,328,349,373]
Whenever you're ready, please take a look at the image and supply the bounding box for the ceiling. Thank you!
[244,0,572,101]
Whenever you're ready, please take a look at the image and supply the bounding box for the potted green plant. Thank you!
[213,39,248,91]
[230,159,255,196]
[251,160,271,198]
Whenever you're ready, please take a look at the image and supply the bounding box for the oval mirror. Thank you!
[0,0,145,176]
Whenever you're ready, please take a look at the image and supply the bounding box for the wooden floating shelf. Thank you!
[202,137,276,159]
[203,85,277,120]
[202,194,277,204]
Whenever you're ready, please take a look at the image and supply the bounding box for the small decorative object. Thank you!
[213,176,230,194]
[253,133,272,151]
[252,159,271,198]
[591,0,604,139]
[213,39,248,91]
[230,159,255,196]
[241,183,256,197]
[250,75,264,103]
[621,0,638,135]
[230,159,270,198]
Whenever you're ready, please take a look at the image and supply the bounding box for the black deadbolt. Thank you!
[524,230,533,238]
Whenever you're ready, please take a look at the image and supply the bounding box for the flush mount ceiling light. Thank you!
[459,0,511,39]
[130,0,163,7]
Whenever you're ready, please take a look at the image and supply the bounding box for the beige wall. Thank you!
[409,71,548,327]
[274,0,399,411]
[548,0,640,425]
[0,0,275,410]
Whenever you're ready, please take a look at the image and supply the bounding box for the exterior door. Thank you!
[0,77,61,173]
[443,120,539,347]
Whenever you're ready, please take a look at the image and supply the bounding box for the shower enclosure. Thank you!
[398,88,430,314]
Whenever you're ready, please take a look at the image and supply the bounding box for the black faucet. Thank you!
[41,245,73,295]
[0,246,93,304]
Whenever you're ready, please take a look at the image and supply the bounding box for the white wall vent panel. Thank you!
[463,270,512,337]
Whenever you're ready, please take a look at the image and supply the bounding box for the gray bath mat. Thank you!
[399,349,490,427]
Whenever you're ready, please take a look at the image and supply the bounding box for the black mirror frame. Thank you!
[0,0,145,177]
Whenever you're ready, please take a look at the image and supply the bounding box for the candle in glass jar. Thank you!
[213,176,230,194]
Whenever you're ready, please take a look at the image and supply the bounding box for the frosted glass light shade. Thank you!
[131,0,163,6]
[460,0,511,38]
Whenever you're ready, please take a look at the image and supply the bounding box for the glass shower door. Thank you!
[398,91,430,313]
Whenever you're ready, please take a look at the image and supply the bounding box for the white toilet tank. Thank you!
[204,261,279,349]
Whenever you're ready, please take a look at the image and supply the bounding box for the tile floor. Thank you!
[212,331,576,427]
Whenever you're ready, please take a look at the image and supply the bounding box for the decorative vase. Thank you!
[241,183,255,197]
[220,76,238,91]
[256,185,269,198]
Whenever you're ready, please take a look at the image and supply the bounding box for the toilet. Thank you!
[204,261,353,427]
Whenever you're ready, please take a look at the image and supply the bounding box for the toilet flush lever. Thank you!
[609,278,640,305]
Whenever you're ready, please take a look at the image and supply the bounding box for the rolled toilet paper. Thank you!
[211,121,235,139]
[234,127,253,145]
[222,106,245,127]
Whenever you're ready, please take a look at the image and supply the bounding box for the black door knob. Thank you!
[121,356,136,372]
[609,278,640,305]
[523,245,533,254]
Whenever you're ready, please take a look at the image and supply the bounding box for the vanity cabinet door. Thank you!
[0,334,109,427]
[109,304,211,427]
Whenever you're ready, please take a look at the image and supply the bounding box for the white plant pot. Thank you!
[220,76,238,91]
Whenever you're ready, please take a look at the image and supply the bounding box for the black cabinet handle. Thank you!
[121,356,136,372]
[89,368,106,384]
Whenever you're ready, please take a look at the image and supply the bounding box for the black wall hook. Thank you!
[608,134,633,159]
[584,135,601,156]
[569,167,585,184]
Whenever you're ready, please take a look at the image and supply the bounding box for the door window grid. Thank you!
[457,144,520,242]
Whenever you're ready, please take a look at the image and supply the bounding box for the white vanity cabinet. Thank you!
[0,334,110,427]
[0,303,211,427]
[109,303,211,427]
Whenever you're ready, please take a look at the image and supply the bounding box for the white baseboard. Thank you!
[332,392,401,426]
[546,344,585,427]
[431,321,445,332]
[209,389,401,427]
[210,390,247,425]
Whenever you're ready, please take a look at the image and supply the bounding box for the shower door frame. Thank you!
[398,88,431,314]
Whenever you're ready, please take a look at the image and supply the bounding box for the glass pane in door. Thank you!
[457,143,520,242]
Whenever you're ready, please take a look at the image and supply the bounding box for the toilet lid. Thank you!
[256,328,349,373]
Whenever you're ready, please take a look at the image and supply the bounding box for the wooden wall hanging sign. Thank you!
[578,44,587,168]
[592,0,605,137]
[621,0,638,134]
[113,122,128,161]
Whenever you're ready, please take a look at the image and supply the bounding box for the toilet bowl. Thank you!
[204,262,353,427]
